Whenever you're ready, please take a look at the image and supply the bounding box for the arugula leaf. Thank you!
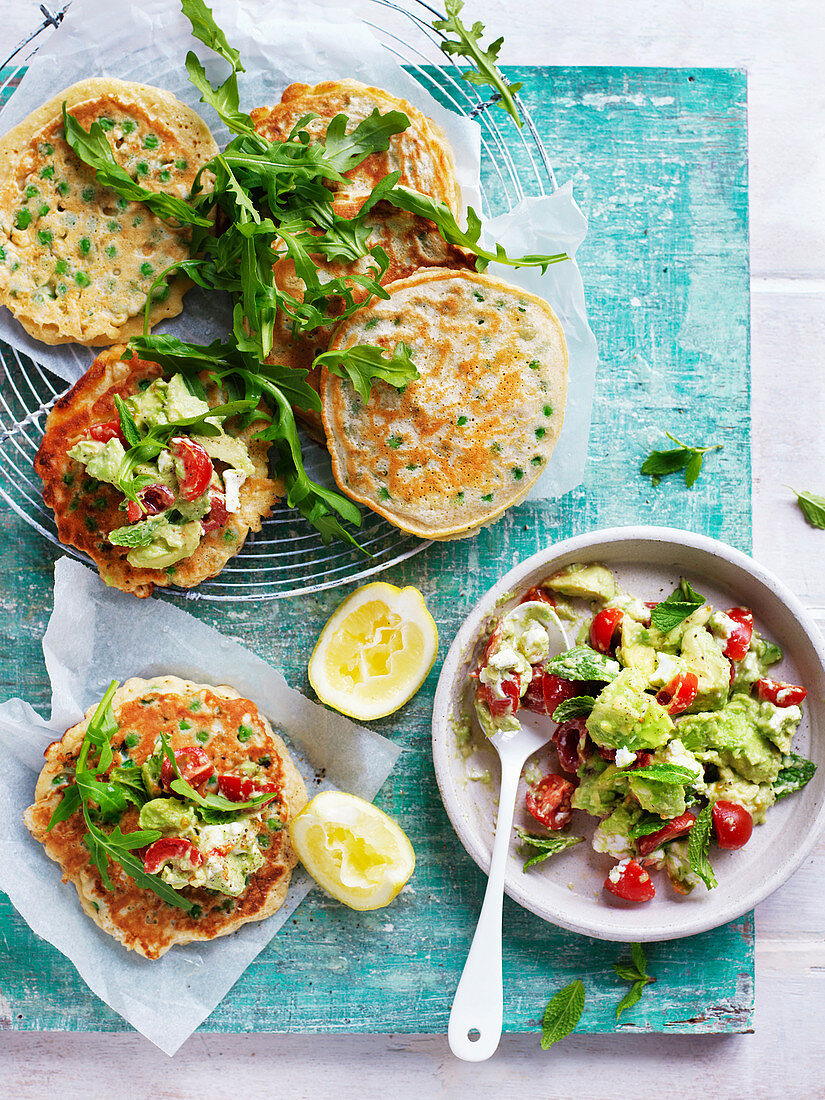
[774,753,817,800]
[386,186,567,273]
[544,645,620,682]
[791,488,825,530]
[626,763,697,786]
[159,732,276,815]
[687,802,717,890]
[113,395,141,447]
[46,783,81,830]
[314,342,419,403]
[614,942,655,1020]
[539,980,585,1049]
[107,766,151,808]
[181,0,244,70]
[184,54,258,140]
[516,829,583,869]
[61,106,211,227]
[433,0,524,128]
[551,696,595,722]
[640,432,722,488]
[650,578,706,633]
[322,110,410,174]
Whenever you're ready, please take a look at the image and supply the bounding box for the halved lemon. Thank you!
[290,791,415,910]
[308,582,438,720]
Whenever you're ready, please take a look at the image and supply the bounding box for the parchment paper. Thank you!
[0,557,401,1055]
[0,0,597,499]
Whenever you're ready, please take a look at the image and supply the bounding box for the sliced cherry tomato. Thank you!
[636,811,697,857]
[724,608,754,661]
[88,419,126,445]
[525,773,576,830]
[171,437,213,501]
[589,607,623,654]
[712,800,753,850]
[201,491,229,533]
[551,718,588,774]
[519,585,556,607]
[476,674,522,719]
[655,670,699,715]
[756,677,808,708]
[521,671,579,717]
[603,859,656,902]
[161,746,214,790]
[217,774,279,804]
[629,751,654,769]
[143,837,203,875]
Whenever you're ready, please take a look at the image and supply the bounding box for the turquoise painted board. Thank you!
[0,66,751,1037]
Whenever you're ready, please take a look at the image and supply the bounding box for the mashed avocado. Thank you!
[586,668,673,751]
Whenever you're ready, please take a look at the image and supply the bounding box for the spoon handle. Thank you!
[448,751,523,1061]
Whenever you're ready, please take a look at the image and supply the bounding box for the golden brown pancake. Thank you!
[250,79,461,217]
[0,78,217,345]
[321,268,568,539]
[35,346,280,598]
[267,201,474,440]
[24,676,307,960]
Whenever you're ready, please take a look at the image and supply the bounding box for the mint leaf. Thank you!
[433,0,524,127]
[540,980,585,1049]
[792,489,825,530]
[626,763,697,785]
[314,342,419,403]
[641,433,722,489]
[107,518,166,548]
[628,814,668,839]
[614,942,655,1020]
[687,802,717,889]
[544,645,620,682]
[552,696,595,722]
[650,578,706,633]
[774,753,816,800]
[516,829,583,869]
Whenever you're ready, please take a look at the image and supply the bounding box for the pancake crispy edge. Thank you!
[0,78,218,346]
[35,346,281,598]
[250,79,461,217]
[24,676,308,960]
[320,268,569,540]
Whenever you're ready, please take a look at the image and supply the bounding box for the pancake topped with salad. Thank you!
[473,563,816,903]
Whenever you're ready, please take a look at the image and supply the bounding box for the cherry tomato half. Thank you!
[525,773,575,830]
[476,674,522,719]
[551,718,588,774]
[712,800,753,850]
[756,677,808,708]
[127,483,176,523]
[161,746,215,790]
[604,859,656,902]
[655,670,699,715]
[521,671,579,717]
[217,774,280,804]
[88,419,126,445]
[519,586,556,607]
[589,607,624,654]
[143,837,203,875]
[201,490,229,533]
[171,437,213,501]
[636,811,697,857]
[723,608,754,661]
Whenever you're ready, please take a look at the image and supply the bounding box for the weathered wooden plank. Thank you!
[0,65,751,1036]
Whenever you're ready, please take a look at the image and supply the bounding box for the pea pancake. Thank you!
[267,201,474,441]
[249,79,461,217]
[0,77,217,346]
[35,346,281,598]
[24,676,308,960]
[321,268,568,539]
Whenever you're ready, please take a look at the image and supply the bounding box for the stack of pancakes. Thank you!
[252,79,569,541]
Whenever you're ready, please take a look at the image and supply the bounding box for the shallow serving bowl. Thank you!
[431,526,825,941]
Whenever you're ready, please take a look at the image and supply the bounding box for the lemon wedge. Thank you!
[290,791,415,910]
[308,581,438,720]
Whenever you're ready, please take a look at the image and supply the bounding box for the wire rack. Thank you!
[0,0,556,601]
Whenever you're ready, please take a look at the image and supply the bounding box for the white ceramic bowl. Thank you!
[431,526,825,941]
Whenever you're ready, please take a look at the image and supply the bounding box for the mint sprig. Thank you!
[687,802,717,890]
[791,488,825,530]
[641,432,722,488]
[649,578,706,633]
[614,942,655,1020]
[516,829,583,869]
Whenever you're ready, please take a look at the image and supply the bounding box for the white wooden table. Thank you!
[2,0,824,1094]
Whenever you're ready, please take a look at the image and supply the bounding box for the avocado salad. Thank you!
[67,372,255,570]
[472,563,816,903]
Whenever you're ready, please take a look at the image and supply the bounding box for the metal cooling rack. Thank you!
[0,0,556,601]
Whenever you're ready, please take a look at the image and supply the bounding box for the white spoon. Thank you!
[448,605,569,1062]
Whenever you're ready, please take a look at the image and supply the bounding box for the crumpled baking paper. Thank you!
[0,557,401,1055]
[0,0,597,499]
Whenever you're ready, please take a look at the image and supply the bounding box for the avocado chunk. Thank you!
[586,668,673,751]
[591,802,643,858]
[628,772,686,818]
[67,437,126,486]
[139,797,197,833]
[571,763,629,816]
[127,518,202,569]
[680,623,731,712]
[617,618,657,681]
[544,563,615,602]
[679,694,783,785]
